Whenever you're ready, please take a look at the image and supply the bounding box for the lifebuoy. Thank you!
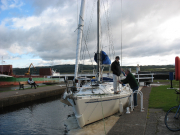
[175,56,180,81]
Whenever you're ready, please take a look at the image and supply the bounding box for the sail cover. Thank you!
[94,51,111,65]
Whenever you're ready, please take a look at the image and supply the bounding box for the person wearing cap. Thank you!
[118,69,139,107]
[111,56,121,93]
[28,77,39,89]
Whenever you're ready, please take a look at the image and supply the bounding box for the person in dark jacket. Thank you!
[111,56,121,93]
[28,77,39,89]
[118,69,139,106]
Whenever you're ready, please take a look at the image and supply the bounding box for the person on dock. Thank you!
[28,77,39,89]
[111,56,121,94]
[118,69,139,107]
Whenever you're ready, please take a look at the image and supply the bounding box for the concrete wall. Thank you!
[0,88,65,108]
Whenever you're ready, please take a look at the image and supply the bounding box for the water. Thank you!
[0,96,73,135]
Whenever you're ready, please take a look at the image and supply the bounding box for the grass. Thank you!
[149,81,180,112]
[0,90,13,93]
[154,80,178,83]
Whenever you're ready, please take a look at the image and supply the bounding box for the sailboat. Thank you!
[61,0,133,128]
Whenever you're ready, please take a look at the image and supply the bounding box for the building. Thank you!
[0,65,13,75]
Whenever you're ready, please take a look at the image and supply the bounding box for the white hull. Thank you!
[63,82,132,127]
[69,94,130,127]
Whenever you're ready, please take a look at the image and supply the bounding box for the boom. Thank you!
[25,63,36,75]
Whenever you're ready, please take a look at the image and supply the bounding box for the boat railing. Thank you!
[135,73,154,83]
[130,90,144,112]
[43,76,62,83]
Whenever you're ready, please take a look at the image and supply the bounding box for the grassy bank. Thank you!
[149,81,180,112]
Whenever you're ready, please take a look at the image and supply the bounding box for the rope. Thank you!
[79,0,116,73]
[100,94,107,135]
[83,34,94,66]
[102,0,111,56]
[102,0,115,61]
[106,0,115,59]
[101,0,109,55]
[80,0,96,73]
[77,0,78,28]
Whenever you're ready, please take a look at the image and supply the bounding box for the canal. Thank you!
[0,96,73,135]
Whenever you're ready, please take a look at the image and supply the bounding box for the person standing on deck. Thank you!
[118,69,139,107]
[111,56,121,94]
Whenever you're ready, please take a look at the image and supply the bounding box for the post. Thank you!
[168,72,174,89]
[151,74,153,82]
[109,65,111,75]
[170,80,173,88]
[97,0,101,82]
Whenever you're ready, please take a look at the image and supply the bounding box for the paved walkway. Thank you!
[107,87,179,135]
[107,87,150,135]
[145,109,179,135]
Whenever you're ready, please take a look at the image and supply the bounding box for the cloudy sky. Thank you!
[0,0,180,68]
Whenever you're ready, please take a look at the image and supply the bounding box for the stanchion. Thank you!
[167,72,176,89]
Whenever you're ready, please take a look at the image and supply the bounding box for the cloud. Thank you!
[0,0,24,10]
[110,0,180,58]
[1,0,180,67]
[29,59,42,61]
[26,0,75,15]
[0,1,98,62]
[0,49,8,58]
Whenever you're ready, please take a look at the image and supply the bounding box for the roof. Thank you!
[0,74,13,77]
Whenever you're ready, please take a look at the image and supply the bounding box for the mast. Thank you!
[97,0,101,82]
[74,0,86,80]
[121,0,122,67]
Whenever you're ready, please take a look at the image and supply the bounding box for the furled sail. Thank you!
[94,51,111,65]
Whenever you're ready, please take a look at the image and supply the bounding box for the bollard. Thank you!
[119,101,123,114]
[126,107,130,114]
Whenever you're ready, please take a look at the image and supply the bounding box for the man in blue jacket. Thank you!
[111,56,121,93]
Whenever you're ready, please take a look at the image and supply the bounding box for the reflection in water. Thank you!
[0,96,73,135]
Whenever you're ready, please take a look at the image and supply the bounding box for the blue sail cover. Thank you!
[94,51,111,65]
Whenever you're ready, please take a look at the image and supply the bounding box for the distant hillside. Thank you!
[13,64,99,75]
[12,64,175,75]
